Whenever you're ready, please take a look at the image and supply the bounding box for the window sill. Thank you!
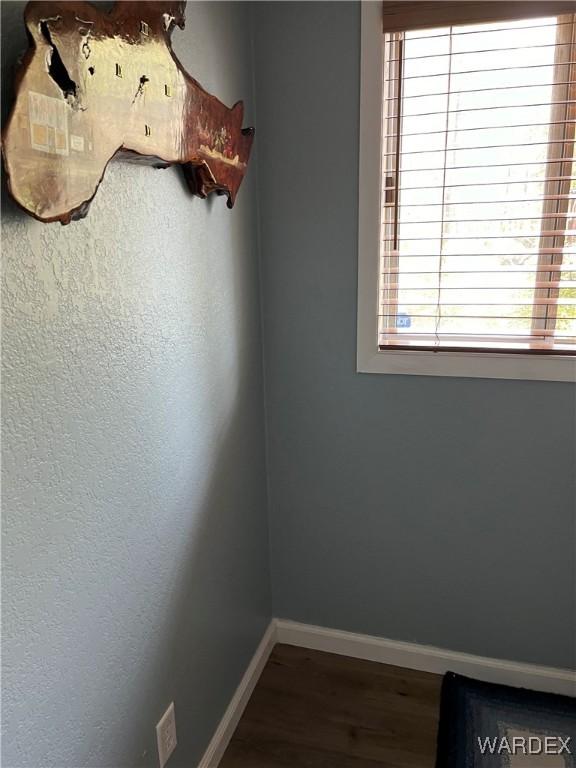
[357,348,576,382]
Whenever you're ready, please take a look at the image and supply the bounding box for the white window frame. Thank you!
[356,1,576,382]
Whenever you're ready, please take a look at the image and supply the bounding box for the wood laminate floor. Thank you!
[220,644,443,768]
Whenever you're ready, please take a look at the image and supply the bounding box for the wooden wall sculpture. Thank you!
[1,1,255,224]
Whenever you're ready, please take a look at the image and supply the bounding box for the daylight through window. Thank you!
[379,14,576,354]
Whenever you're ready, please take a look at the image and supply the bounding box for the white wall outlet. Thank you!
[156,702,177,768]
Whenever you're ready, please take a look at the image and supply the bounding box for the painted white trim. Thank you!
[358,346,576,382]
[357,1,385,377]
[276,619,576,697]
[199,618,575,766]
[197,621,276,768]
[356,2,576,383]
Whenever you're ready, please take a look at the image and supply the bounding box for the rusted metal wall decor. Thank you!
[1,1,255,224]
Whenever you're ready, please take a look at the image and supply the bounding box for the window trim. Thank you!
[356,0,576,381]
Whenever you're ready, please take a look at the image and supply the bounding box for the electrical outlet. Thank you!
[156,702,177,768]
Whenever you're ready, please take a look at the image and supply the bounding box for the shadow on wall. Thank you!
[4,345,268,767]
[1,3,270,766]
[91,379,271,768]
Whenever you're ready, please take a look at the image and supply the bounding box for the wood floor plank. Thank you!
[220,644,442,768]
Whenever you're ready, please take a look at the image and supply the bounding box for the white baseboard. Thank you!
[275,619,576,697]
[199,618,575,767]
[197,620,276,768]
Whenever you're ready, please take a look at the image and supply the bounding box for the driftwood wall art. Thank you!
[1,1,255,224]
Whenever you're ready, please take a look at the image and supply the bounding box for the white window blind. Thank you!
[379,12,576,355]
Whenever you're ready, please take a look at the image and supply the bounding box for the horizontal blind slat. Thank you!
[380,250,576,256]
[397,100,576,119]
[381,215,576,224]
[381,268,576,273]
[396,198,575,208]
[384,80,576,100]
[380,300,576,306]
[383,232,576,240]
[383,286,576,292]
[385,178,576,190]
[387,124,576,139]
[379,313,576,320]
[379,330,575,339]
[388,40,573,63]
[379,330,575,337]
[383,139,576,157]
[399,61,576,81]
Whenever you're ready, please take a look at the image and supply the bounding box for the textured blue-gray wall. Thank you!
[1,3,270,766]
[253,1,576,669]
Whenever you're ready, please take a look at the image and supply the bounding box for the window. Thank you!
[358,2,576,381]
